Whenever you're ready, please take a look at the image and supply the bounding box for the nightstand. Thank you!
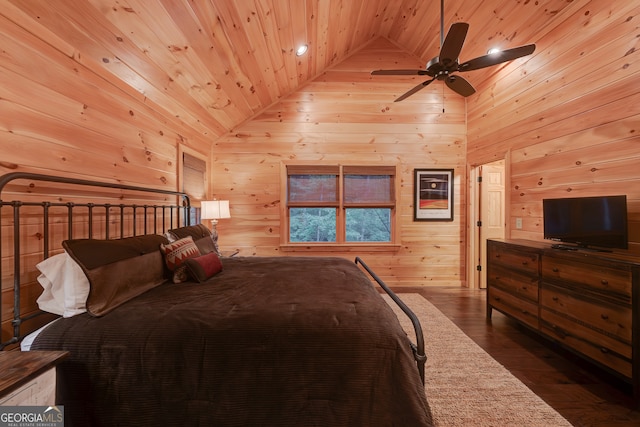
[0,351,69,406]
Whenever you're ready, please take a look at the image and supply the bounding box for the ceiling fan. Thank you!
[371,0,536,101]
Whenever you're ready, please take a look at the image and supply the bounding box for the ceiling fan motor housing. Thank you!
[426,56,459,80]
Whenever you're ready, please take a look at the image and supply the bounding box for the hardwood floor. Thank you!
[395,286,640,427]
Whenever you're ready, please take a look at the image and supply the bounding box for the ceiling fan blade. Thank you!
[445,75,476,97]
[440,22,469,65]
[458,44,536,72]
[371,69,429,76]
[395,78,436,102]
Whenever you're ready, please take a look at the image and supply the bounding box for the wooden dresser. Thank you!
[487,238,640,403]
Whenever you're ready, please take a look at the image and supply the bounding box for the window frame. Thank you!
[179,145,210,225]
[280,162,400,251]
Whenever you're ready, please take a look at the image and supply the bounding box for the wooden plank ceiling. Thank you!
[5,0,574,141]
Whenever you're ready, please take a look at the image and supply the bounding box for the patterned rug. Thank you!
[383,293,573,427]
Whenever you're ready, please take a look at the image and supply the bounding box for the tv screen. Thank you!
[543,195,628,250]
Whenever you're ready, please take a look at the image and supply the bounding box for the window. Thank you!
[284,164,397,246]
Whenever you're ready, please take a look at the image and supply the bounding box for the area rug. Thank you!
[383,293,573,427]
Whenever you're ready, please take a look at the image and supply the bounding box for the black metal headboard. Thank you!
[0,172,192,349]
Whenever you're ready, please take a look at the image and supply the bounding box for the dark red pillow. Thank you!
[183,252,223,283]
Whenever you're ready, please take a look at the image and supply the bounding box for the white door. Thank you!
[478,160,506,288]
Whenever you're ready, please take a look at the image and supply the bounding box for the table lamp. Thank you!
[201,200,230,245]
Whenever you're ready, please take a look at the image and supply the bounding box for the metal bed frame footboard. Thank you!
[354,256,426,384]
[0,172,191,350]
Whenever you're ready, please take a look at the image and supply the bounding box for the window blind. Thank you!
[183,152,206,207]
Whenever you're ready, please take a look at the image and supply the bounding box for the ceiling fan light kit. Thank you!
[372,2,536,101]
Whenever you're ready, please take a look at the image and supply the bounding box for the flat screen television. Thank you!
[543,195,628,250]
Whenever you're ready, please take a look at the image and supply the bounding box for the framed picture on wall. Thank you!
[413,168,454,221]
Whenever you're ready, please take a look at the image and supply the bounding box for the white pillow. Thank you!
[36,254,66,316]
[36,252,90,317]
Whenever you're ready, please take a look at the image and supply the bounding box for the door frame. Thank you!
[467,165,481,289]
[467,154,511,289]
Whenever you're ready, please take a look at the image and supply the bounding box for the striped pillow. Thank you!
[160,236,201,283]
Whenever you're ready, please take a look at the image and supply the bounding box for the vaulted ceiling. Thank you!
[5,0,575,141]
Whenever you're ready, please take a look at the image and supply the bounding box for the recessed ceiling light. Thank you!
[487,47,501,55]
[296,44,308,56]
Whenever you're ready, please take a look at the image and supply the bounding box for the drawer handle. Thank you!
[494,296,501,302]
[601,314,609,320]
[522,261,528,266]
[601,279,609,285]
[521,310,528,314]
[522,286,527,290]
[600,347,609,354]
[550,324,567,338]
[552,267,559,273]
[552,296,559,302]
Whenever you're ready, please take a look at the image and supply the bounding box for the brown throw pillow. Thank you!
[63,234,169,317]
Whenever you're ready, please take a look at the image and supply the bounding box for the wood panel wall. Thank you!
[466,1,640,252]
[0,7,212,344]
[213,38,468,286]
[0,4,213,190]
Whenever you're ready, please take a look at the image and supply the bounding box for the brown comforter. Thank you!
[32,256,432,426]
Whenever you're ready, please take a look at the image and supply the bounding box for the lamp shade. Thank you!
[201,200,231,220]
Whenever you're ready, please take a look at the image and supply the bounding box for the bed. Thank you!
[0,172,432,426]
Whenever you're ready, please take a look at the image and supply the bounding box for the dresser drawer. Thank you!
[541,258,632,300]
[540,286,631,344]
[488,263,538,303]
[541,308,631,359]
[489,244,539,275]
[488,286,539,329]
[541,309,632,378]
